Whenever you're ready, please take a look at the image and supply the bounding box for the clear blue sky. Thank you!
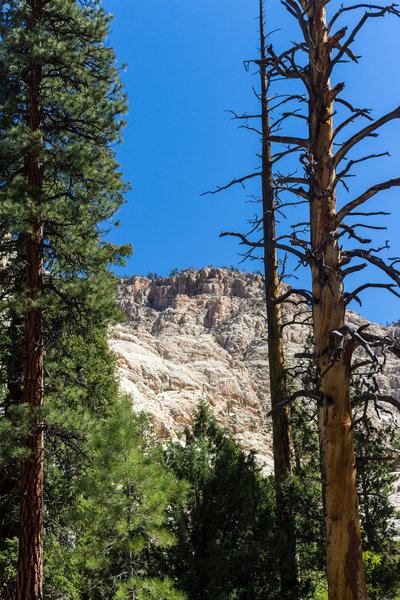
[102,0,400,325]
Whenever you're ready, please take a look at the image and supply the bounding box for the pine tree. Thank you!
[0,321,123,597]
[164,402,280,600]
[0,1,130,597]
[73,397,187,600]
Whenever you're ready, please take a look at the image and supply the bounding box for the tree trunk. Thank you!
[126,483,136,600]
[306,3,367,598]
[16,2,44,598]
[259,3,300,597]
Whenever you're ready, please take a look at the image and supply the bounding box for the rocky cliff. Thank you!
[109,267,400,477]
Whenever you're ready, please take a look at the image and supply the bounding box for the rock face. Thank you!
[110,267,400,479]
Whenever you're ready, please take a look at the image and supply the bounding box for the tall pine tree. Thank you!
[0,1,130,598]
[74,397,187,600]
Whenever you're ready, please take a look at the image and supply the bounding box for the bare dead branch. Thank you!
[335,98,373,120]
[281,310,312,329]
[201,172,261,196]
[359,330,400,360]
[346,211,390,218]
[341,262,367,277]
[266,389,320,417]
[272,145,305,164]
[220,231,263,248]
[239,125,262,135]
[342,248,400,287]
[274,287,314,305]
[344,283,400,306]
[269,134,308,147]
[269,93,308,112]
[327,5,400,82]
[275,185,309,199]
[281,0,312,48]
[334,106,400,167]
[334,152,390,191]
[328,3,400,33]
[332,109,373,141]
[336,177,400,223]
[226,110,261,120]
[339,224,371,245]
[352,392,400,414]
[275,175,308,185]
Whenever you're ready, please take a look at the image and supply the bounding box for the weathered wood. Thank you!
[307,3,367,598]
[259,2,301,597]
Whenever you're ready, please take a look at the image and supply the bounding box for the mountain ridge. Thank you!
[110,267,400,473]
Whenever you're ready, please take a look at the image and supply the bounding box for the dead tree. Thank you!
[258,3,301,596]
[203,3,307,596]
[258,2,400,598]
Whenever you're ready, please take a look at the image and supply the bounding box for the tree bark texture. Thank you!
[17,2,44,599]
[259,3,300,597]
[306,3,367,598]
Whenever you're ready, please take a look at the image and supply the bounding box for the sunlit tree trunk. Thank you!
[306,2,367,598]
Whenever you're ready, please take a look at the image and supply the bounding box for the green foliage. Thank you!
[0,323,187,599]
[0,322,125,596]
[289,393,400,599]
[0,0,132,325]
[43,534,83,600]
[163,401,280,600]
[354,419,398,552]
[168,268,180,277]
[115,577,186,600]
[285,345,400,598]
[363,550,400,600]
[0,0,131,592]
[354,415,400,600]
[288,400,326,598]
[0,537,17,600]
[71,396,186,600]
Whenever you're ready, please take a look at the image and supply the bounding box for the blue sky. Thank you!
[101,1,400,325]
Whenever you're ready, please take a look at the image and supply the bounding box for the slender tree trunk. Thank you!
[126,477,135,600]
[17,2,44,598]
[259,3,300,597]
[306,3,367,598]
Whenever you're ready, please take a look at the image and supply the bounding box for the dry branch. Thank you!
[336,178,400,224]
[201,172,261,196]
[334,106,400,167]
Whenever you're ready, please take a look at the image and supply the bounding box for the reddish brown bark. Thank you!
[306,3,367,598]
[259,3,300,597]
[16,2,44,599]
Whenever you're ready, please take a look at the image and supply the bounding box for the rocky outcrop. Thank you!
[110,267,400,478]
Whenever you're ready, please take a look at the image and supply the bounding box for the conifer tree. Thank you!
[164,402,280,600]
[74,397,187,600]
[0,1,130,598]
